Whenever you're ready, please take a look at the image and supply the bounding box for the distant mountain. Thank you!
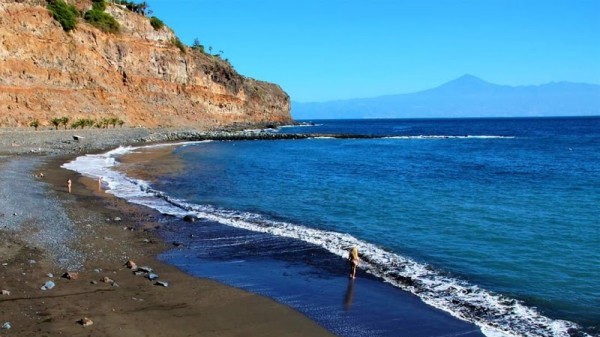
[292,75,600,119]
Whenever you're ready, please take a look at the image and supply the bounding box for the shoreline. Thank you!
[63,134,489,337]
[3,126,592,336]
[0,128,335,336]
[0,125,409,157]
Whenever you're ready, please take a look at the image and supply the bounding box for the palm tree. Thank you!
[84,118,95,129]
[60,116,69,130]
[50,117,62,130]
[29,120,40,131]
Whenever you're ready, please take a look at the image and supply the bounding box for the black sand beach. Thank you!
[0,128,334,336]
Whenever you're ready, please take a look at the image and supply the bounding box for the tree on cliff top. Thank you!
[192,38,205,53]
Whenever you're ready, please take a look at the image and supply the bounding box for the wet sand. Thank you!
[0,131,335,336]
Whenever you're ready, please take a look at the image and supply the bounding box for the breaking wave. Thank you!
[62,144,588,337]
[383,135,515,139]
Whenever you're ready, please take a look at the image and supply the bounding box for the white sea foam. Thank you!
[278,123,322,128]
[383,135,515,139]
[62,143,589,337]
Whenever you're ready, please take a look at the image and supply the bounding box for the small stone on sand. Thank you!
[63,272,79,280]
[125,260,137,269]
[1,290,10,296]
[41,280,55,290]
[78,317,93,327]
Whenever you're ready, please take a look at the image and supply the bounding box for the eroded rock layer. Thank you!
[0,0,291,128]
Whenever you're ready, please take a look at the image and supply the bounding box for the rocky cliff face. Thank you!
[0,0,291,128]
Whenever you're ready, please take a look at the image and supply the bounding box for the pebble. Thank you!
[47,273,54,278]
[62,272,78,280]
[125,260,137,269]
[114,217,122,222]
[1,290,10,296]
[78,317,93,327]
[41,280,55,291]
[2,322,11,330]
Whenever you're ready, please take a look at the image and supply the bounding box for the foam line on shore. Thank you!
[61,144,588,337]
[383,135,515,139]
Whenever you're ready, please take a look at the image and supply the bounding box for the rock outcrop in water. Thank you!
[0,0,291,128]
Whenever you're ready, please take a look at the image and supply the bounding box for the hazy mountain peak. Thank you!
[292,75,600,119]
[430,74,495,93]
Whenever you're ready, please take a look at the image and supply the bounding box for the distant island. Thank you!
[292,75,600,119]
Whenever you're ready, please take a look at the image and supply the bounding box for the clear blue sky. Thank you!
[146,0,600,102]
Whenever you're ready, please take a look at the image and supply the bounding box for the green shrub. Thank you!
[47,0,79,32]
[171,37,186,53]
[149,16,164,30]
[92,0,106,11]
[84,9,120,33]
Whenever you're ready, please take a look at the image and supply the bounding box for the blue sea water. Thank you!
[63,117,600,337]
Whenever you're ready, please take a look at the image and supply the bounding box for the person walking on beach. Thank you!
[348,247,359,279]
[67,179,72,193]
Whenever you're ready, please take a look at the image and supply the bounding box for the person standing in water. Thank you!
[348,247,359,279]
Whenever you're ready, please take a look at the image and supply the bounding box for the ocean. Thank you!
[63,117,600,337]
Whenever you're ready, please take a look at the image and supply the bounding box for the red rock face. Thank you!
[0,0,291,129]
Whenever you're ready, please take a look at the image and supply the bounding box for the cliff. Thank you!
[0,0,292,128]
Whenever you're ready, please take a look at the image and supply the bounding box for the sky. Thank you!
[146,0,600,102]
